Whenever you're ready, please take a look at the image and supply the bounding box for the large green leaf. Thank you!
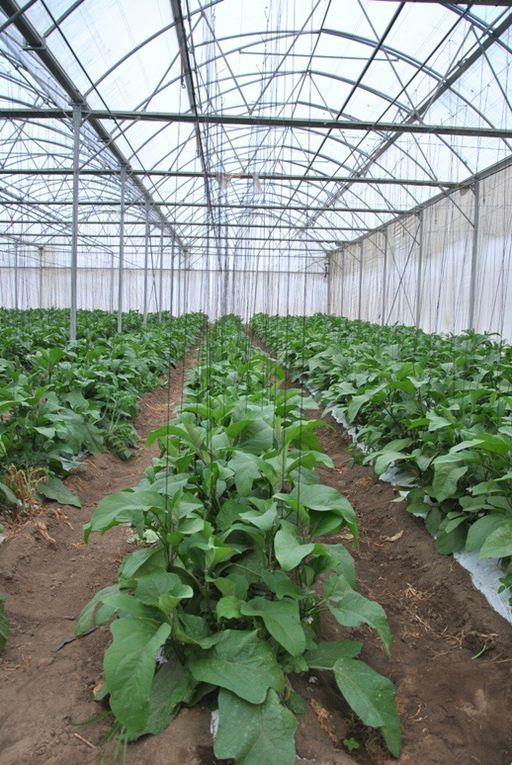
[228,451,262,496]
[430,462,468,502]
[141,650,196,737]
[466,515,510,553]
[188,629,284,703]
[214,688,297,765]
[38,476,81,508]
[313,543,356,587]
[135,571,193,612]
[334,657,401,758]
[75,584,120,634]
[216,498,249,531]
[85,489,166,540]
[118,546,165,581]
[290,483,357,543]
[480,521,512,559]
[274,521,314,572]
[261,570,304,600]
[240,597,306,656]
[239,503,277,532]
[216,595,242,620]
[305,639,363,669]
[373,450,412,476]
[324,574,391,654]
[0,480,17,506]
[104,617,171,736]
[236,418,274,454]
[347,384,387,423]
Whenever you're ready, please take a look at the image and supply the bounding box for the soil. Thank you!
[314,419,512,765]
[1,344,512,765]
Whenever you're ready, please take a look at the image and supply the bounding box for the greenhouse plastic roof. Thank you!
[0,0,511,270]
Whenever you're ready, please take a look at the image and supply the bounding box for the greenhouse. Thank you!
[0,1,511,764]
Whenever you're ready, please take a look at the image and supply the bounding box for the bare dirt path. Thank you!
[0,353,199,765]
[248,330,512,765]
[315,420,512,765]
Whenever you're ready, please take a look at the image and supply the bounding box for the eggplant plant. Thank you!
[78,316,401,762]
[0,310,207,511]
[252,313,512,603]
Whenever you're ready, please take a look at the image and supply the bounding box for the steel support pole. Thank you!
[117,165,126,333]
[109,251,115,312]
[358,242,363,320]
[468,181,480,330]
[142,199,150,327]
[340,253,344,317]
[381,229,388,326]
[38,245,44,308]
[169,237,176,317]
[415,210,424,328]
[158,226,164,322]
[70,103,81,342]
[13,239,18,310]
[326,255,331,314]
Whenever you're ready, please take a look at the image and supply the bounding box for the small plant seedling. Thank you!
[343,737,360,751]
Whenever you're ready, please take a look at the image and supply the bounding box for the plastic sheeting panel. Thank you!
[475,165,512,340]
[328,164,512,341]
[0,265,327,320]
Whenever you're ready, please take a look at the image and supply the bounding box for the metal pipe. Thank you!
[158,226,164,322]
[415,211,423,328]
[169,237,175,317]
[358,241,363,320]
[381,229,388,326]
[1,107,512,139]
[109,250,115,312]
[70,103,81,343]
[13,239,18,310]
[38,244,43,307]
[142,199,149,327]
[0,167,459,188]
[117,165,126,333]
[468,181,480,330]
[0,200,406,213]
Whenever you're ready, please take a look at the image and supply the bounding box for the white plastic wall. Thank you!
[0,263,327,320]
[329,163,512,341]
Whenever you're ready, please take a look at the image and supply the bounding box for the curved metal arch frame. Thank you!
[0,0,508,260]
[85,10,511,180]
[144,126,455,228]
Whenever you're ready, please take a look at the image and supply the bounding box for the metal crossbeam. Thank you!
[0,108,511,138]
[0,167,459,187]
[0,199,405,213]
[0,218,365,231]
[0,0,185,248]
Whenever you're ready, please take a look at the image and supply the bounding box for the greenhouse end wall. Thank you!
[0,265,327,320]
[328,163,512,342]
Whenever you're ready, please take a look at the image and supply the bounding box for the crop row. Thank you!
[78,315,401,762]
[0,309,207,511]
[251,313,512,603]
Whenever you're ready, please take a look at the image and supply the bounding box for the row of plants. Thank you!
[251,313,512,603]
[0,310,207,512]
[0,308,150,361]
[77,314,401,763]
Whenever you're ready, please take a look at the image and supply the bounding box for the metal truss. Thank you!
[0,0,510,290]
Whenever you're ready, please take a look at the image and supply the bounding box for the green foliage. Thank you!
[78,315,400,760]
[0,309,206,511]
[252,313,512,602]
[214,688,297,765]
